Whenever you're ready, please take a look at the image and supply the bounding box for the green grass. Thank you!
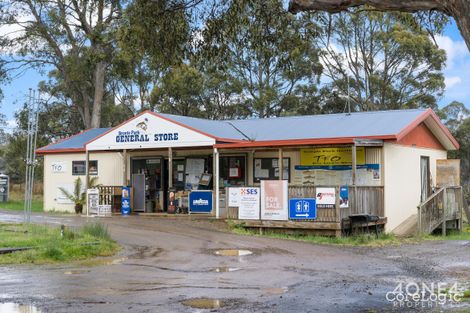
[0,199,43,212]
[228,221,470,247]
[0,222,119,264]
[229,222,404,247]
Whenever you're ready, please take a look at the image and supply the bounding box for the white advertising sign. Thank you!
[238,187,260,220]
[98,205,112,217]
[260,180,288,221]
[51,162,67,173]
[316,187,336,206]
[87,188,100,215]
[86,112,215,151]
[228,187,241,207]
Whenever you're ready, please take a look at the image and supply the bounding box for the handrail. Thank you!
[418,187,445,208]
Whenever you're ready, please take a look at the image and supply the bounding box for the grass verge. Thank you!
[0,222,119,264]
[228,221,470,247]
[0,199,43,212]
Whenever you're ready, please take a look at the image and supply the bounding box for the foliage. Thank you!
[314,10,446,112]
[199,0,322,117]
[0,223,119,264]
[440,101,470,187]
[58,177,85,206]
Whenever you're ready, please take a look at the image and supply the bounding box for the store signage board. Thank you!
[316,187,336,209]
[86,112,215,151]
[238,187,260,220]
[289,198,316,220]
[261,180,288,221]
[189,190,213,213]
[300,147,365,166]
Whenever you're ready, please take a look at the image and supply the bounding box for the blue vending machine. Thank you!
[121,186,131,215]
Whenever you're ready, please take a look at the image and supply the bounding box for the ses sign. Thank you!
[237,187,260,220]
[189,190,213,213]
[51,162,67,173]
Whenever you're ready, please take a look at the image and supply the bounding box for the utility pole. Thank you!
[24,89,40,223]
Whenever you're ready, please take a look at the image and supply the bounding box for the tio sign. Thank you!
[52,162,67,173]
[238,187,260,220]
[261,180,288,221]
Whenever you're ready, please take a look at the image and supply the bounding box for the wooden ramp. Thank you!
[392,214,417,237]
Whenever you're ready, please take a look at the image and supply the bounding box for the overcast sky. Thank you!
[1,19,469,130]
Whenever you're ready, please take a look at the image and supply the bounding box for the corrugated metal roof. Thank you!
[158,113,248,140]
[38,109,435,152]
[37,128,110,151]
[162,109,427,141]
[227,109,427,141]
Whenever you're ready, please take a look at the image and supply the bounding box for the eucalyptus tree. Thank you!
[289,0,470,51]
[315,10,446,112]
[200,0,323,117]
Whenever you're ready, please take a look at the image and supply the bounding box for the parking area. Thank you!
[0,210,469,312]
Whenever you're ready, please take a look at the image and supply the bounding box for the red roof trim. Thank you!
[396,108,459,149]
[151,112,244,143]
[214,135,396,149]
[36,128,96,155]
[36,148,86,154]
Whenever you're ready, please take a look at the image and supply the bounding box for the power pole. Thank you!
[24,89,40,223]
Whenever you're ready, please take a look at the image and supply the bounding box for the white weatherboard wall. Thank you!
[87,112,215,151]
[383,143,447,232]
[43,152,123,212]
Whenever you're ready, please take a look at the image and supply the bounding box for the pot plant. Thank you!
[59,177,100,214]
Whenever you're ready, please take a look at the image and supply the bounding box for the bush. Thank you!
[81,223,111,241]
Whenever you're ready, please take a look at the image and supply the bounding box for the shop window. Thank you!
[253,158,290,183]
[88,160,98,175]
[220,156,245,187]
[72,160,98,175]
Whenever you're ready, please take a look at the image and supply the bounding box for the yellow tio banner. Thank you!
[300,147,365,166]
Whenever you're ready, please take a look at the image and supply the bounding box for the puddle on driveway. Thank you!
[181,298,225,309]
[64,269,90,275]
[215,249,252,257]
[262,287,289,295]
[213,267,241,273]
[0,303,41,313]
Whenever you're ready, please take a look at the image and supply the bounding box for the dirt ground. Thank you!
[0,210,469,313]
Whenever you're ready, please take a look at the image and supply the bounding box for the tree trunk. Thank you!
[90,61,106,128]
[288,0,470,51]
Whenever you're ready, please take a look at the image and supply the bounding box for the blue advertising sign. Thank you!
[189,190,213,213]
[121,186,131,215]
[289,198,316,220]
[340,186,349,208]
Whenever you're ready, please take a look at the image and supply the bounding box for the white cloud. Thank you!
[444,76,462,89]
[435,35,468,69]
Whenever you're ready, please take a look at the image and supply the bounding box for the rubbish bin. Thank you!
[0,174,9,202]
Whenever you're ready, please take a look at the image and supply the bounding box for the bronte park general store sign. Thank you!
[86,112,215,151]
